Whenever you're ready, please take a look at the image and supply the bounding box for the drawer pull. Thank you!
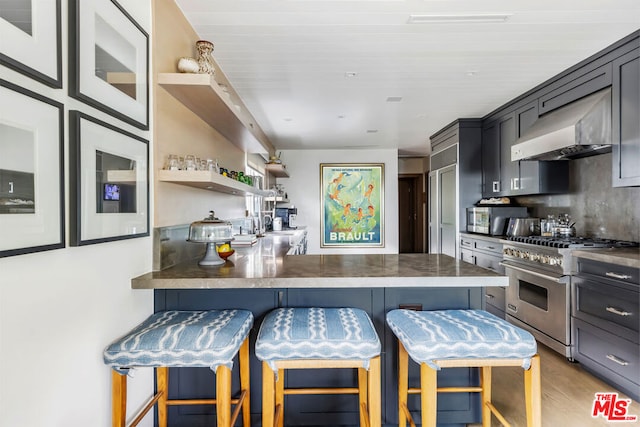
[606,306,632,317]
[605,272,632,280]
[485,246,495,250]
[486,294,495,300]
[606,354,629,366]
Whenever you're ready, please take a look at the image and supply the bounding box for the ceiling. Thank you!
[174,0,640,157]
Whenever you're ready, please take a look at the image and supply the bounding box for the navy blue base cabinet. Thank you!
[153,287,483,426]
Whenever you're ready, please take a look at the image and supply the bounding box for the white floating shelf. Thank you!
[265,163,289,177]
[157,170,269,196]
[157,73,269,154]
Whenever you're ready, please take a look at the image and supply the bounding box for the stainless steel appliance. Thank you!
[511,87,612,161]
[466,206,528,235]
[501,236,638,359]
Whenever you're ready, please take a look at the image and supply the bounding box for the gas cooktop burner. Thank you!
[507,236,639,249]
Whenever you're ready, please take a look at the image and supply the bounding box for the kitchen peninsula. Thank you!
[132,232,507,426]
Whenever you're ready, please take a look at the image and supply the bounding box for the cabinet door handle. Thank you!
[606,306,632,316]
[606,354,629,366]
[486,294,495,300]
[605,272,632,280]
[492,181,500,193]
[513,177,520,190]
[8,181,14,194]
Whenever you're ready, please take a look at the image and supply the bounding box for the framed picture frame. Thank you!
[69,111,149,246]
[0,80,64,257]
[320,163,384,248]
[0,0,62,87]
[69,0,149,129]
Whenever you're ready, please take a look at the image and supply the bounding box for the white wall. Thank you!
[277,149,399,254]
[0,2,155,427]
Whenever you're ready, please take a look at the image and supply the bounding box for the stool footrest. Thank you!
[285,387,360,395]
[165,397,243,406]
[486,401,511,427]
[408,386,483,394]
[129,391,164,427]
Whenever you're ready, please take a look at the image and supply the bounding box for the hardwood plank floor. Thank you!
[470,343,639,426]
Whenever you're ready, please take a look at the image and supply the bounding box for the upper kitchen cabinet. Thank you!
[481,102,568,198]
[612,47,640,187]
[537,63,612,115]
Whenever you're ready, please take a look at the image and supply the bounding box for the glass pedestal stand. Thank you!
[190,238,233,266]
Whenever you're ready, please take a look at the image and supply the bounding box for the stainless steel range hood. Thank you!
[511,88,612,161]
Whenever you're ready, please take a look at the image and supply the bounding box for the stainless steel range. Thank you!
[500,236,637,360]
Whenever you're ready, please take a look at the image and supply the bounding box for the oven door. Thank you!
[502,261,571,355]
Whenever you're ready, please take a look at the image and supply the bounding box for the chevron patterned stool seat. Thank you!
[255,307,382,427]
[386,309,541,427]
[103,309,253,427]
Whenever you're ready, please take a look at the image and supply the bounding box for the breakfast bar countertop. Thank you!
[132,233,507,289]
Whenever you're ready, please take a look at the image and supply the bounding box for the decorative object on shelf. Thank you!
[320,163,384,248]
[267,152,282,164]
[69,0,149,130]
[69,111,149,246]
[177,56,199,73]
[196,40,215,75]
[0,80,65,258]
[188,212,234,266]
[0,0,61,87]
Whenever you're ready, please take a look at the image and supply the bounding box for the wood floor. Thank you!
[469,343,639,426]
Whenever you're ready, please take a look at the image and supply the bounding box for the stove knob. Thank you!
[548,257,556,266]
[503,248,510,256]
[557,258,563,266]
[540,255,549,264]
[530,253,540,262]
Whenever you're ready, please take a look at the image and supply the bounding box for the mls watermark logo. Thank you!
[592,392,638,422]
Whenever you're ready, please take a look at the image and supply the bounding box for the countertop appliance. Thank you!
[500,235,638,360]
[506,217,540,237]
[275,206,297,229]
[467,206,528,236]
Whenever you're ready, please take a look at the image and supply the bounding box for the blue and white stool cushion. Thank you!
[104,310,253,374]
[386,309,537,370]
[255,308,381,370]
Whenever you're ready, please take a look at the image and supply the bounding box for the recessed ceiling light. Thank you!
[386,96,403,103]
[408,13,513,24]
[338,115,346,119]
[283,117,293,122]
[345,72,358,78]
[466,70,479,76]
[366,129,378,133]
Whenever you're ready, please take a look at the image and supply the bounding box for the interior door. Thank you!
[428,171,438,253]
[399,176,422,253]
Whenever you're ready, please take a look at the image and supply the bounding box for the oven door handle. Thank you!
[500,261,569,283]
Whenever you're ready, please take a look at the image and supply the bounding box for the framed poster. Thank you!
[320,163,384,248]
[0,80,65,257]
[69,0,149,129]
[69,111,149,246]
[0,0,62,87]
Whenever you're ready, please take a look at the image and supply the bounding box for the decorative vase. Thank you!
[196,40,215,75]
[177,57,199,73]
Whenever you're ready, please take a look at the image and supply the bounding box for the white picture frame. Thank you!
[69,111,149,245]
[0,0,62,87]
[69,0,149,129]
[0,80,65,257]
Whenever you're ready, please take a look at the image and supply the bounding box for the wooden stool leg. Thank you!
[156,367,168,427]
[421,363,437,427]
[275,368,285,427]
[262,361,275,427]
[239,337,251,427]
[524,354,542,427]
[368,356,382,427]
[398,341,409,427]
[216,365,232,427]
[481,366,492,427]
[111,370,127,427]
[358,367,368,427]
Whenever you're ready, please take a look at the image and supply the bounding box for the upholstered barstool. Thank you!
[103,309,253,427]
[386,309,541,427]
[255,307,382,427]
